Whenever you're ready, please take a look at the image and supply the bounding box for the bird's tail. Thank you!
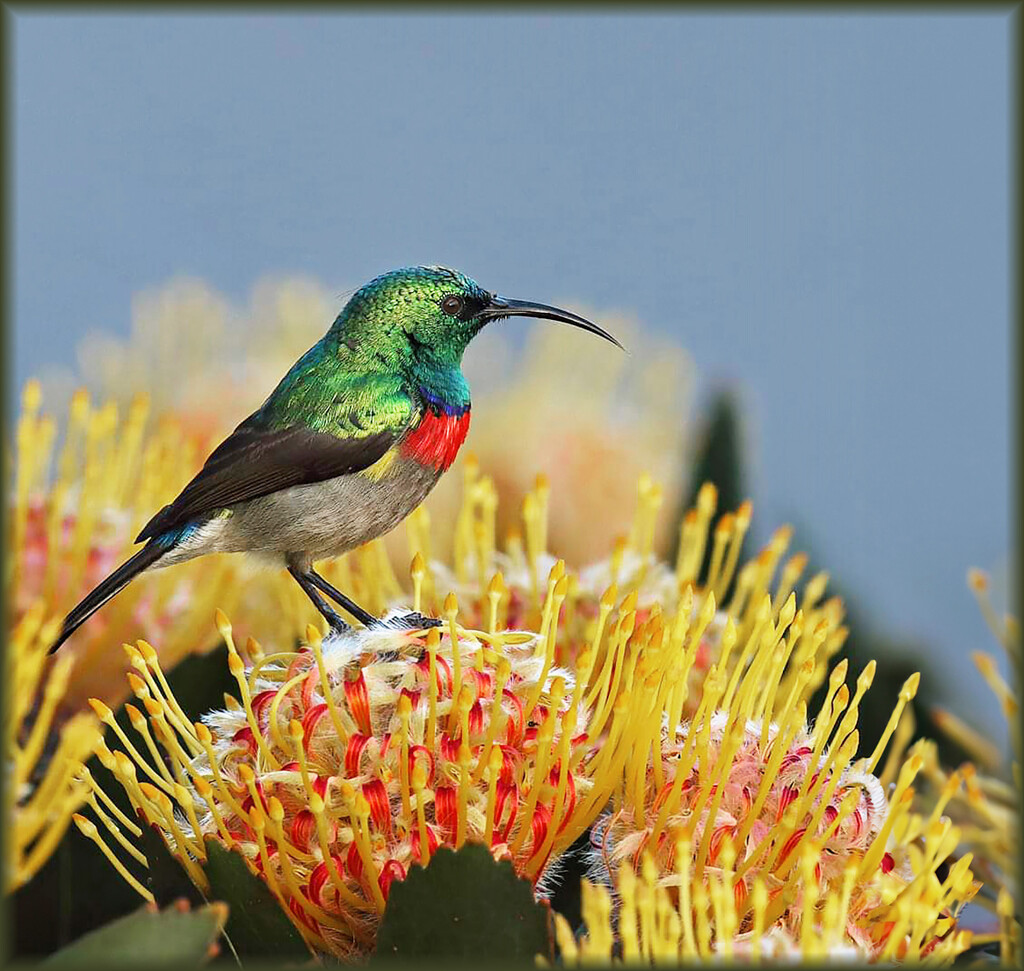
[48,542,168,655]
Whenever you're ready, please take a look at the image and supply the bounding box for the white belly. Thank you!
[160,457,441,567]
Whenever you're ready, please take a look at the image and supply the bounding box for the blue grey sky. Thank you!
[12,13,1012,736]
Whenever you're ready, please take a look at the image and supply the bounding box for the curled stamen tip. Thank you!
[697,481,717,511]
[72,813,96,838]
[22,378,43,411]
[971,652,995,675]
[488,745,503,773]
[857,660,877,689]
[443,592,458,616]
[136,640,158,663]
[214,609,232,637]
[967,568,988,591]
[411,552,426,576]
[901,672,921,698]
[305,624,322,646]
[88,698,113,721]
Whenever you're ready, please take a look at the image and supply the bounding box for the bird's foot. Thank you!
[369,611,443,632]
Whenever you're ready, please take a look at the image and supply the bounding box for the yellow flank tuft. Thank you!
[359,447,398,481]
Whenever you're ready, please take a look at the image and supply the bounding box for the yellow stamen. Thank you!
[483,744,503,847]
[227,653,279,770]
[89,699,174,796]
[306,624,352,745]
[72,814,153,902]
[471,657,510,785]
[455,743,472,849]
[425,626,440,748]
[864,671,920,776]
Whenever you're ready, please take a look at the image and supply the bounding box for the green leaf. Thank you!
[374,844,553,963]
[200,838,311,961]
[41,901,228,967]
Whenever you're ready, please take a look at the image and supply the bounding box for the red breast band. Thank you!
[400,410,471,471]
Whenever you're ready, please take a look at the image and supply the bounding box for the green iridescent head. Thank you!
[330,265,622,371]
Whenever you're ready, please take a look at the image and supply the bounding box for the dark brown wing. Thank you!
[136,421,397,542]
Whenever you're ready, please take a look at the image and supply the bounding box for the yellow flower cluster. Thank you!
[5,605,101,891]
[913,569,1019,963]
[69,473,983,962]
[8,381,239,712]
[76,581,630,957]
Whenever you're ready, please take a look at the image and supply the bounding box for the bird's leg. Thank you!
[304,568,379,627]
[287,567,351,634]
[305,567,442,630]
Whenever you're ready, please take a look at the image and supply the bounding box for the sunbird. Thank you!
[50,266,622,654]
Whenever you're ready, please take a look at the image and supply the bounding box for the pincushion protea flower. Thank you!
[565,574,977,961]
[73,571,634,959]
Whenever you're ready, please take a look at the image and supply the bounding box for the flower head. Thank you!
[78,585,625,958]
[566,540,977,962]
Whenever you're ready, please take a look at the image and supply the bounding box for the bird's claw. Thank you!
[369,612,443,632]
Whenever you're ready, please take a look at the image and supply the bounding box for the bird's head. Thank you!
[334,265,623,369]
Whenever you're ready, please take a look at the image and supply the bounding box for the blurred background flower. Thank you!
[6,379,242,715]
[5,604,101,893]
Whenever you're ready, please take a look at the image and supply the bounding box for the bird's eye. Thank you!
[441,294,464,317]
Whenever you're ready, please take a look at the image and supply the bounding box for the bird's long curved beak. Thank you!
[479,295,626,351]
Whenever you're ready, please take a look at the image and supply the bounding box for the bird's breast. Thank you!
[399,408,471,472]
